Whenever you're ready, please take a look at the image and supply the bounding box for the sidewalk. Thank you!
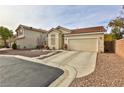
[0,48,12,51]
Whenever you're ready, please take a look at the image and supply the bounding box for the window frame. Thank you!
[51,34,55,45]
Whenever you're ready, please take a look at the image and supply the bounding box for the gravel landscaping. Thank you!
[70,53,124,87]
[0,49,52,57]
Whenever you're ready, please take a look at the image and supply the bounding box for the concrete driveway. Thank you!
[41,51,97,78]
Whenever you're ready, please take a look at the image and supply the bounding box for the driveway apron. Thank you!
[42,51,97,78]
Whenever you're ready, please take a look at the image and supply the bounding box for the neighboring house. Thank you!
[15,25,47,49]
[48,26,106,52]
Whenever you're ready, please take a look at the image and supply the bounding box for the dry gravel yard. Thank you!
[0,49,52,57]
[70,53,124,87]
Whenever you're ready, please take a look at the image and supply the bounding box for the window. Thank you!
[17,29,23,36]
[51,34,55,45]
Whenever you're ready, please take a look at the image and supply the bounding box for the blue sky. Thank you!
[0,5,122,31]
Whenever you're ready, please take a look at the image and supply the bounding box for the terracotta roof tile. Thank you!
[71,26,106,34]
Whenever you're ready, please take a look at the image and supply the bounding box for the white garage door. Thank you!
[68,38,98,52]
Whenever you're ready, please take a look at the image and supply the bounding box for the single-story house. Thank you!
[48,26,106,52]
[15,25,47,49]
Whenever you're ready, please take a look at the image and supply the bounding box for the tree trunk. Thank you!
[3,40,8,48]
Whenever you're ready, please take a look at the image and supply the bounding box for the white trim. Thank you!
[96,37,99,52]
[17,35,25,39]
[64,32,105,37]
[67,37,98,39]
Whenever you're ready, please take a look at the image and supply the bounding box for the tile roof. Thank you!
[71,26,106,34]
[48,26,71,33]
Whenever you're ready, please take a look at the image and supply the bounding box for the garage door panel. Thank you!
[68,38,98,52]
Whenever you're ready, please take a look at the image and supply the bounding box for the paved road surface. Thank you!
[0,56,63,87]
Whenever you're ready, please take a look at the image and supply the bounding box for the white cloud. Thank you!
[0,5,122,32]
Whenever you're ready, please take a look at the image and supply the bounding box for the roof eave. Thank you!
[64,32,105,36]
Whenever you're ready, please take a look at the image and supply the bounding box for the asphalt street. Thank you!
[0,56,63,87]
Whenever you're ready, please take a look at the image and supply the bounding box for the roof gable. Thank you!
[48,26,71,34]
[16,24,47,33]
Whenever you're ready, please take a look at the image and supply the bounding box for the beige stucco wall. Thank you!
[48,30,60,49]
[64,33,104,52]
[48,28,104,52]
[16,29,46,49]
[48,29,70,49]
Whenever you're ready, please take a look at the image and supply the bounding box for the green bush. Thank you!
[12,42,17,49]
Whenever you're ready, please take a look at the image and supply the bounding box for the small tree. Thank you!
[108,5,124,39]
[36,33,47,49]
[0,26,13,47]
[108,18,124,39]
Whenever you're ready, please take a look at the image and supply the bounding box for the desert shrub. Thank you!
[12,42,17,49]
[45,46,49,50]
[41,45,44,49]
[43,45,49,50]
[36,45,44,49]
[52,47,55,50]
[64,44,68,50]
[23,46,26,49]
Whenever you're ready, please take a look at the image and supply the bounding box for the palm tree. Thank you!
[0,26,13,47]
